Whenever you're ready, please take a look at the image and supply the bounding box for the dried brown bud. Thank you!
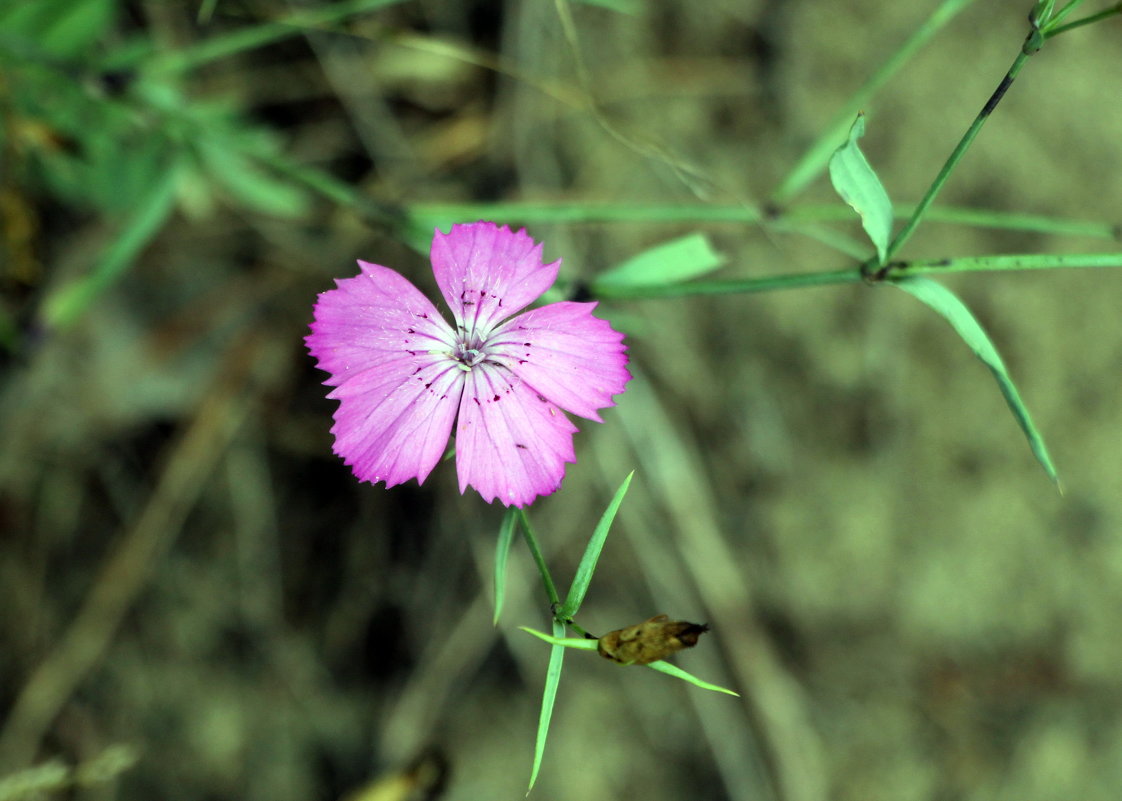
[596,615,710,665]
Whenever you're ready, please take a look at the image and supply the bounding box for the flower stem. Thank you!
[514,510,597,637]
[884,45,1033,263]
[517,508,560,608]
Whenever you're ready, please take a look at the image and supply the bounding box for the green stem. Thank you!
[517,509,560,608]
[563,619,594,639]
[884,46,1033,262]
[888,252,1122,277]
[1044,3,1121,36]
[513,510,595,636]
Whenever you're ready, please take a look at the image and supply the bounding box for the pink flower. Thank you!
[306,221,630,507]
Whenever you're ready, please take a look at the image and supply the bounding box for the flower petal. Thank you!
[454,363,579,507]
[327,356,464,488]
[486,301,630,422]
[306,260,462,488]
[430,222,560,338]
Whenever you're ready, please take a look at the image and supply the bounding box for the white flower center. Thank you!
[453,337,487,371]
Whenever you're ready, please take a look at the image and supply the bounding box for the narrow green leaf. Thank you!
[891,276,1059,485]
[528,620,567,792]
[573,0,640,12]
[200,143,310,218]
[557,471,634,620]
[151,0,410,74]
[593,234,725,289]
[41,169,178,329]
[197,0,220,23]
[0,0,113,58]
[1030,0,1057,28]
[519,627,739,696]
[402,200,1117,240]
[828,114,893,264]
[518,627,598,651]
[644,661,740,696]
[493,509,518,625]
[43,0,113,57]
[407,201,762,226]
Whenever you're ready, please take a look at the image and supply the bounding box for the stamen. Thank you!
[453,339,487,371]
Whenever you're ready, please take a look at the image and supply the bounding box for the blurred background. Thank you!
[3,1,1122,799]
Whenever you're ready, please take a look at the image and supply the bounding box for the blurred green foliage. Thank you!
[0,0,342,329]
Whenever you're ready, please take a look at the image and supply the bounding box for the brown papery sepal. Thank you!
[596,615,710,665]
